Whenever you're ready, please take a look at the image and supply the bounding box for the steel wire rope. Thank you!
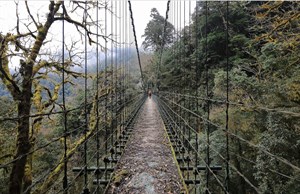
[104,0,108,180]
[23,124,107,194]
[95,1,100,191]
[32,96,136,192]
[154,96,193,189]
[83,1,89,193]
[45,119,132,194]
[121,0,127,142]
[55,95,147,194]
[204,2,211,193]
[82,96,144,185]
[125,2,130,131]
[176,0,180,159]
[0,94,114,167]
[115,0,120,159]
[172,0,180,161]
[155,0,171,92]
[159,94,300,172]
[158,91,300,117]
[23,167,62,194]
[0,97,107,123]
[119,0,124,151]
[187,0,192,181]
[156,96,227,193]
[183,0,188,180]
[61,2,68,192]
[159,97,263,193]
[158,94,297,185]
[127,0,145,92]
[111,1,121,161]
[157,96,259,193]
[179,0,184,168]
[47,96,145,194]
[194,1,200,192]
[229,152,300,182]
[225,1,230,191]
[0,122,88,169]
[110,0,115,168]
[23,134,102,194]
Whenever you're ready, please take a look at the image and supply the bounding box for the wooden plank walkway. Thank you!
[106,97,184,194]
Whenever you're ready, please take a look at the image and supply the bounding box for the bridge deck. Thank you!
[106,97,183,194]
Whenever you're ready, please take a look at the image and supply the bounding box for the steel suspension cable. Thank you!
[0,98,105,123]
[187,0,192,181]
[61,2,68,193]
[205,2,211,193]
[114,0,118,159]
[159,95,300,187]
[158,91,300,117]
[23,118,108,194]
[157,96,257,193]
[54,126,121,194]
[83,1,89,193]
[120,0,124,151]
[179,0,184,167]
[0,122,86,169]
[156,0,171,92]
[116,0,120,157]
[157,96,229,193]
[176,0,180,130]
[123,0,127,138]
[0,92,112,170]
[25,126,101,193]
[127,0,145,92]
[225,1,230,192]
[104,0,108,180]
[95,1,100,191]
[183,0,190,180]
[110,0,114,167]
[113,0,117,161]
[2,84,297,123]
[125,0,128,126]
[195,1,200,192]
[160,94,300,172]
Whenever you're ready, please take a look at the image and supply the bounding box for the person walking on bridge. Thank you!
[148,89,152,99]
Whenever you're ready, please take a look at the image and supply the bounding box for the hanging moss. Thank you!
[287,81,300,104]
[33,91,109,194]
[110,169,129,186]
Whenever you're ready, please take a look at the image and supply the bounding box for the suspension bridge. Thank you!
[0,1,299,194]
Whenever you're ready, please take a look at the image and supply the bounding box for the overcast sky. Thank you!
[0,0,196,70]
[0,1,196,46]
[0,1,175,47]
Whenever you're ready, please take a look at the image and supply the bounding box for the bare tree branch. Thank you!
[25,1,39,29]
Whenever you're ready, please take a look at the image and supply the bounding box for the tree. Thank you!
[142,8,174,52]
[0,1,106,193]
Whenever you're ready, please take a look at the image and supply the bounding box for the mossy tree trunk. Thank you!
[7,2,61,193]
[23,150,33,194]
[9,84,32,194]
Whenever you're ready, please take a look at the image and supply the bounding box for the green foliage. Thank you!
[150,1,300,193]
[255,113,300,194]
[142,8,174,52]
[0,97,16,194]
